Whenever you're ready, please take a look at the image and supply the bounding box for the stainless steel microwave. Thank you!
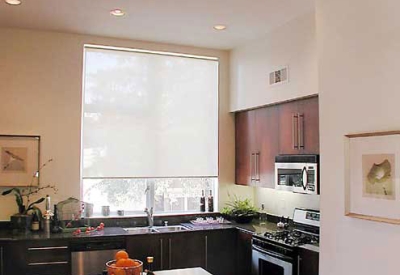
[275,155,319,195]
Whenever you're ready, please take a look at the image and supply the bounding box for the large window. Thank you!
[81,45,219,215]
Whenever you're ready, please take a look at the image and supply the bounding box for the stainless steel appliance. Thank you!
[71,237,125,275]
[251,208,320,275]
[275,155,319,194]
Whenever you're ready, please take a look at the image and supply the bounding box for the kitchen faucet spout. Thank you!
[144,207,154,227]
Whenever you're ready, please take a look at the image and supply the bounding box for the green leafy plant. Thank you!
[1,159,57,215]
[221,193,258,218]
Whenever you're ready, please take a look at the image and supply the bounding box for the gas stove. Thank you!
[251,209,320,275]
[259,229,319,247]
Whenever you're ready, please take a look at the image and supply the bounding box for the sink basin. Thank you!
[152,225,189,232]
[123,227,158,234]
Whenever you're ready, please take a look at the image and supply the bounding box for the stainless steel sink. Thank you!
[123,227,158,234]
[152,225,189,232]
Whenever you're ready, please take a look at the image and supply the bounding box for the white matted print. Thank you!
[0,135,40,187]
[345,131,400,224]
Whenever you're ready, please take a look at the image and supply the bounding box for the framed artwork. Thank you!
[0,135,40,187]
[345,131,400,224]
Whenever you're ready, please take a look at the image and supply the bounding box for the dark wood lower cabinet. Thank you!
[236,230,253,275]
[127,230,237,275]
[126,234,165,271]
[1,228,254,275]
[297,247,319,275]
[206,229,236,275]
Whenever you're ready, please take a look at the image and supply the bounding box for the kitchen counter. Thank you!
[156,267,211,275]
[0,220,319,253]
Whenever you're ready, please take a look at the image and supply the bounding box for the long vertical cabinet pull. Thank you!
[292,114,299,149]
[298,113,305,149]
[255,152,260,182]
[168,238,172,269]
[297,255,302,275]
[250,153,254,182]
[160,239,163,270]
[0,246,3,275]
[205,236,208,270]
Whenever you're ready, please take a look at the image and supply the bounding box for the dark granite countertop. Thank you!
[0,220,319,252]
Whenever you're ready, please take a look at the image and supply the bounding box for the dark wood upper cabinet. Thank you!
[255,106,280,188]
[279,96,319,155]
[235,96,319,187]
[235,110,256,186]
[235,107,278,188]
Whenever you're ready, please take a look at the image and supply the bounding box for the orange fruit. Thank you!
[115,250,129,261]
[115,268,126,275]
[116,258,128,267]
[125,258,136,267]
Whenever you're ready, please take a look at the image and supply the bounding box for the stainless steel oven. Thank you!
[251,208,320,275]
[275,155,319,195]
[252,239,294,275]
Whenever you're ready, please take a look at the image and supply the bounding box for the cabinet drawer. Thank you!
[26,246,69,264]
[26,263,69,275]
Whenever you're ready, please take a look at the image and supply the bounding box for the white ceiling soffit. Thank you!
[0,0,314,50]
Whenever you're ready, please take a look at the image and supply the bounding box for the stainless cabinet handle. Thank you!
[28,261,69,266]
[205,236,208,269]
[298,113,304,149]
[168,238,172,269]
[160,239,163,270]
[255,152,260,182]
[250,153,255,182]
[1,246,3,275]
[292,114,299,149]
[28,246,68,251]
[297,255,302,275]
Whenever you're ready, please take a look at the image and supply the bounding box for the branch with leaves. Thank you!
[1,159,58,215]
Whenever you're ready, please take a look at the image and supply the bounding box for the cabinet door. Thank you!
[127,234,164,271]
[2,241,26,275]
[236,230,252,275]
[235,110,256,185]
[297,97,319,154]
[255,106,280,188]
[279,96,319,154]
[298,247,319,275]
[168,232,206,270]
[206,229,236,275]
[279,100,300,154]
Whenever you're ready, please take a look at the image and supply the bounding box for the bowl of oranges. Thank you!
[106,250,143,275]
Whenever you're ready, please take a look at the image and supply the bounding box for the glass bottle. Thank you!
[207,190,214,212]
[200,190,206,212]
[31,212,40,231]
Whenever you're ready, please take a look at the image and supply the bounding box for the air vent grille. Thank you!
[269,67,288,86]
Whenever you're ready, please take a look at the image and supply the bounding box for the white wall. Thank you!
[317,0,400,274]
[230,12,320,217]
[255,188,320,217]
[0,28,253,221]
[230,11,318,112]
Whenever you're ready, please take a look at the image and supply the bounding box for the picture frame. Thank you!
[0,135,40,187]
[345,131,400,224]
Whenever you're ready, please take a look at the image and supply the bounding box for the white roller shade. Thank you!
[82,46,219,178]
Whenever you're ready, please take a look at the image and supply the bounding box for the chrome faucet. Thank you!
[144,207,154,227]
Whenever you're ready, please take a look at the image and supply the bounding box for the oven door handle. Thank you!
[252,244,294,262]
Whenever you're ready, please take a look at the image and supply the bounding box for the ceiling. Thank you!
[0,0,314,50]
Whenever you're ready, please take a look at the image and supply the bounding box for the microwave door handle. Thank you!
[301,167,308,190]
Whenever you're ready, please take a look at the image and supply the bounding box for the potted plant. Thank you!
[1,159,57,230]
[221,194,258,224]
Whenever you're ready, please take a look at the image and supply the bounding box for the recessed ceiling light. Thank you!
[5,0,21,5]
[110,9,125,17]
[213,25,227,31]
